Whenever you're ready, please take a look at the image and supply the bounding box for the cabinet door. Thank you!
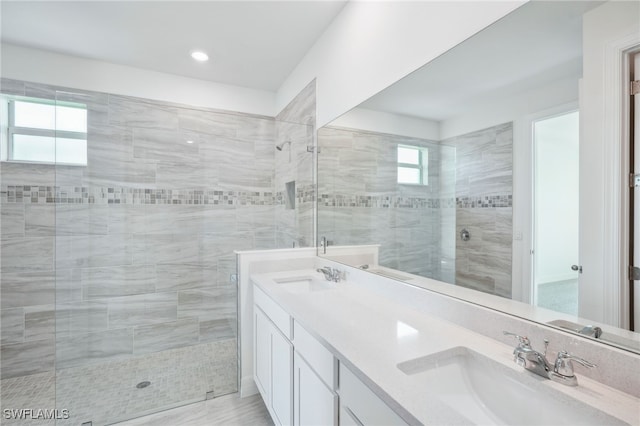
[255,308,271,401]
[272,328,293,425]
[294,352,337,426]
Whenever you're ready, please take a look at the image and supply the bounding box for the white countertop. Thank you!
[251,269,640,426]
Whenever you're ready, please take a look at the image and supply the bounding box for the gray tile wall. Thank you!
[317,126,455,279]
[317,122,513,294]
[442,122,513,297]
[274,80,316,248]
[0,78,284,379]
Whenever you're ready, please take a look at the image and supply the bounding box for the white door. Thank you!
[532,110,580,315]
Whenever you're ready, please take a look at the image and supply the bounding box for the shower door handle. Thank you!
[571,265,582,273]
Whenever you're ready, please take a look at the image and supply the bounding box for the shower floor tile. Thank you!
[0,339,237,426]
[0,371,56,426]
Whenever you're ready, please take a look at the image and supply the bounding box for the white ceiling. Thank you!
[1,1,347,91]
[360,1,604,122]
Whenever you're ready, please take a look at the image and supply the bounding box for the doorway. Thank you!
[533,110,580,315]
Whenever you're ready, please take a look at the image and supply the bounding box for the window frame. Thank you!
[3,96,88,166]
[397,144,428,186]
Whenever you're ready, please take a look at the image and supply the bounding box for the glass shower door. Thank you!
[52,90,238,425]
[53,88,154,425]
[0,82,59,425]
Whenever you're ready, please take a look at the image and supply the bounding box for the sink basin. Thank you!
[273,276,336,294]
[397,347,625,425]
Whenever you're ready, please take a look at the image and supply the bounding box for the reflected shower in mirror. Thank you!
[318,119,512,296]
[317,0,640,353]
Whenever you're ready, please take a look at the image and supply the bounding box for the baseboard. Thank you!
[240,376,259,398]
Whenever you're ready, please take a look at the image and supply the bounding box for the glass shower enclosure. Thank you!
[0,80,239,425]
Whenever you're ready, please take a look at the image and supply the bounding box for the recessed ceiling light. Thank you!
[191,51,209,62]
[186,140,194,144]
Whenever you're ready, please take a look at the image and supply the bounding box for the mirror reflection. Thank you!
[317,1,640,353]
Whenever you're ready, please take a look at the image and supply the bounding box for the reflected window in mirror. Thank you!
[397,144,428,185]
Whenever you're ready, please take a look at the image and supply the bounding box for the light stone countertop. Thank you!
[251,269,640,426]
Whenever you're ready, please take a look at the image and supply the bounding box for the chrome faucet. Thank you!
[504,331,553,378]
[578,325,603,338]
[504,331,596,386]
[317,266,342,282]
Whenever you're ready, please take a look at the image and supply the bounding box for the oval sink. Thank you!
[397,347,626,425]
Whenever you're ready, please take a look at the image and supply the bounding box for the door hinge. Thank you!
[630,173,640,188]
[629,265,640,280]
[632,80,640,96]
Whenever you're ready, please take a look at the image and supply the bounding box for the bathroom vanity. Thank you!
[249,266,639,425]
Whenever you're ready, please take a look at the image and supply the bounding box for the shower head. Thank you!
[276,140,292,151]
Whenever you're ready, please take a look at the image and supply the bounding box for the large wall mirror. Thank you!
[317,0,640,354]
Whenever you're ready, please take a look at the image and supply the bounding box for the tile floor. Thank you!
[0,339,238,426]
[0,372,56,426]
[113,393,273,426]
[536,279,578,316]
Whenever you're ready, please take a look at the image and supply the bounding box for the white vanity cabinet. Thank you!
[339,363,408,426]
[253,281,408,426]
[254,286,293,426]
[293,321,338,425]
[253,284,339,426]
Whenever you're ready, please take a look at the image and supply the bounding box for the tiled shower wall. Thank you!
[274,80,316,248]
[317,126,455,279]
[317,122,513,296]
[443,122,513,297]
[0,78,280,380]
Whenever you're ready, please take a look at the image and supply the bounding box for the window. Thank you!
[397,144,428,185]
[2,96,87,165]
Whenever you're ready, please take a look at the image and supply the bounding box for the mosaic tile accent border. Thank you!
[1,185,508,208]
[296,186,316,203]
[1,185,316,206]
[456,194,512,208]
[319,193,512,209]
[275,186,315,206]
[319,194,451,208]
[0,185,273,205]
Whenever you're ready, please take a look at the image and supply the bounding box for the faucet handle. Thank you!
[553,351,596,385]
[554,350,596,379]
[503,331,531,348]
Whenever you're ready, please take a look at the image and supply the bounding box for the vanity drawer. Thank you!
[253,283,292,339]
[293,320,337,390]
